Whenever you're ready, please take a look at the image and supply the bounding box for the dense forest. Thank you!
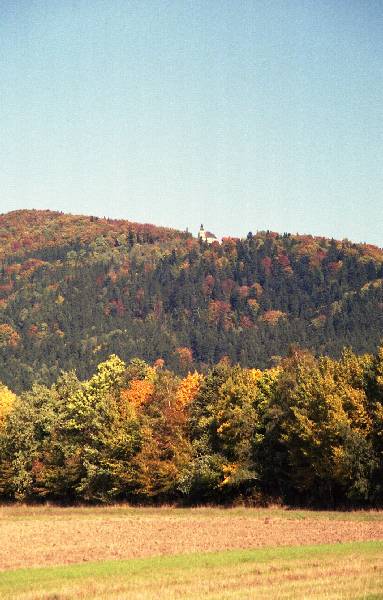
[0,209,382,392]
[0,346,383,506]
[1,210,383,506]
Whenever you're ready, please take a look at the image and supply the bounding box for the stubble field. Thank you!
[1,505,383,599]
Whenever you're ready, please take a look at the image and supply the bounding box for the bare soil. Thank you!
[2,506,383,571]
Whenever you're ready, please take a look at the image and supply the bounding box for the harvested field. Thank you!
[1,505,383,571]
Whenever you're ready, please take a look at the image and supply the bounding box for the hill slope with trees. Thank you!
[0,209,382,392]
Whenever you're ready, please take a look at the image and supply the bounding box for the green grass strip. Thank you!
[1,540,382,596]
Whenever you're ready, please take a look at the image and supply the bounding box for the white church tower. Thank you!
[198,224,218,244]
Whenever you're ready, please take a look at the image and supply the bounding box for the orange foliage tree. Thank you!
[0,324,20,348]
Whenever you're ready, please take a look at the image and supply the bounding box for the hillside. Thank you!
[0,209,382,391]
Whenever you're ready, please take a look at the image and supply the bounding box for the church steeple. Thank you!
[198,224,218,244]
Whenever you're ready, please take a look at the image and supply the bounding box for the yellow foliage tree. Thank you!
[0,383,16,428]
[176,371,203,409]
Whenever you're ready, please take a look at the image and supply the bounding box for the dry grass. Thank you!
[1,504,383,571]
[1,542,382,599]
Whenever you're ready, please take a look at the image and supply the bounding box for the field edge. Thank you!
[1,540,382,597]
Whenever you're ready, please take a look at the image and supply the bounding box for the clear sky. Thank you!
[1,1,382,245]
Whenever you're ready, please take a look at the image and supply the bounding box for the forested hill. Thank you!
[0,209,382,391]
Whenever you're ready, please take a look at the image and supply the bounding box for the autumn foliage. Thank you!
[0,210,382,391]
[1,346,383,507]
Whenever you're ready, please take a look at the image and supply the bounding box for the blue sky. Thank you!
[1,0,382,244]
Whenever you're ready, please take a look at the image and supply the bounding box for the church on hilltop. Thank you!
[198,224,218,244]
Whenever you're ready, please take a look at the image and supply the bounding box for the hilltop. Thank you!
[0,209,382,391]
[0,209,184,259]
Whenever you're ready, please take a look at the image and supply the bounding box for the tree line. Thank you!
[1,345,382,507]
